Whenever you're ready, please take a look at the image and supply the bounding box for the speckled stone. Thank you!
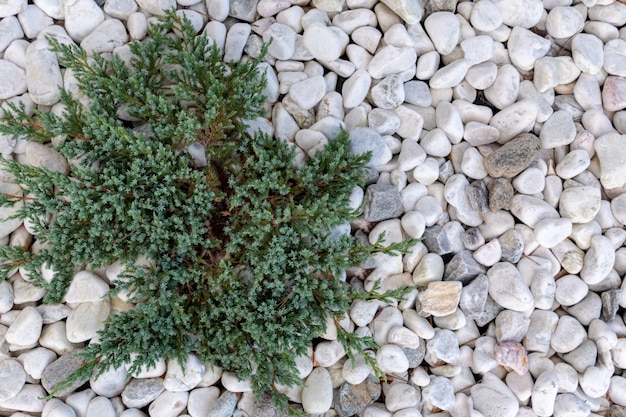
[484,133,541,178]
[41,351,89,397]
[335,374,381,417]
[418,281,462,317]
[488,178,514,211]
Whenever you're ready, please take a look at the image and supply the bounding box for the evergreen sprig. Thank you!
[0,10,418,413]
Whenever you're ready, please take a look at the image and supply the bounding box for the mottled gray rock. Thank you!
[42,351,89,397]
[461,227,485,251]
[459,274,488,319]
[488,178,514,211]
[121,378,164,408]
[363,184,403,222]
[349,127,392,168]
[444,250,486,284]
[601,289,621,323]
[423,225,452,255]
[484,133,541,178]
[335,374,381,417]
[466,180,489,213]
[564,292,602,326]
[206,391,238,417]
[403,340,426,368]
[498,229,524,263]
[474,296,504,327]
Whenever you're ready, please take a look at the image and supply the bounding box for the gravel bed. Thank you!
[1,0,626,416]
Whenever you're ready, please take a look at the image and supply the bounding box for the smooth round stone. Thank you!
[495,310,530,342]
[491,0,543,28]
[401,211,425,239]
[421,376,455,412]
[19,347,56,380]
[512,167,545,195]
[80,18,128,55]
[534,57,581,94]
[385,382,420,411]
[534,218,572,248]
[424,12,459,56]
[436,101,463,144]
[90,364,127,397]
[580,366,611,398]
[25,39,63,106]
[342,69,371,109]
[103,0,137,19]
[372,306,403,346]
[595,133,626,189]
[302,24,348,62]
[220,372,252,392]
[588,319,617,352]
[302,368,333,414]
[371,74,404,109]
[368,108,400,135]
[473,239,501,267]
[0,59,27,96]
[398,139,426,172]
[532,371,559,416]
[429,59,470,89]
[121,378,164,408]
[484,64,520,110]
[470,0,503,32]
[368,45,416,79]
[5,306,42,349]
[580,235,615,285]
[463,122,499,147]
[187,387,219,417]
[511,195,559,228]
[147,391,188,417]
[461,148,487,180]
[0,359,26,401]
[611,193,626,226]
[342,352,373,385]
[603,39,626,77]
[163,354,204,392]
[487,262,534,312]
[263,23,296,61]
[550,315,586,353]
[610,376,626,407]
[127,12,148,40]
[559,186,601,224]
[573,73,602,111]
[470,372,519,417]
[540,110,577,149]
[42,397,78,417]
[571,33,604,74]
[412,158,440,186]
[64,271,109,303]
[348,127,392,167]
[0,280,14,313]
[546,6,584,39]
[351,26,381,55]
[421,128,451,157]
[288,75,326,110]
[602,76,626,112]
[376,344,409,374]
[65,300,110,343]
[554,275,589,307]
[556,149,591,179]
[489,100,538,144]
[425,329,460,365]
[465,61,498,90]
[63,0,105,42]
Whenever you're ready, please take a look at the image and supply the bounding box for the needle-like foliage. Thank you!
[0,10,417,413]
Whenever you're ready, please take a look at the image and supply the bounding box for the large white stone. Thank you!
[424,12,459,56]
[65,300,110,343]
[301,368,333,414]
[63,0,105,42]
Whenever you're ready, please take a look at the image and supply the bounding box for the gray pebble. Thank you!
[443,250,486,284]
[363,184,403,222]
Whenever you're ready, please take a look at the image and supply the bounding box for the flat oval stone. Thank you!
[301,368,333,414]
[487,262,534,312]
[484,133,541,178]
[470,372,519,417]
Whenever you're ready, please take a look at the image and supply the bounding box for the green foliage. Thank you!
[0,10,418,412]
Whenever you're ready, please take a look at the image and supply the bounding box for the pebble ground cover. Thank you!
[0,0,626,417]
